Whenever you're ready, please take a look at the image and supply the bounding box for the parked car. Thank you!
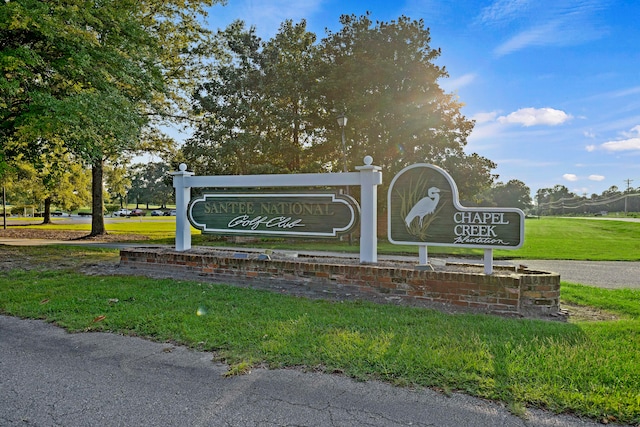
[130,208,145,216]
[151,210,164,216]
[114,208,131,216]
[164,209,177,216]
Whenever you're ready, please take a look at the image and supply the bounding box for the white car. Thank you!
[114,208,132,216]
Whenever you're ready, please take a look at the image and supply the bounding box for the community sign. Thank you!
[388,164,524,249]
[188,193,359,238]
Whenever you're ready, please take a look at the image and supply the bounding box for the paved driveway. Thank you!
[1,315,606,427]
[512,259,639,289]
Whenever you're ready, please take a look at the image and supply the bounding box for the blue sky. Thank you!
[203,0,640,197]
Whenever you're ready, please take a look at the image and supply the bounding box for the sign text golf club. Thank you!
[189,193,359,237]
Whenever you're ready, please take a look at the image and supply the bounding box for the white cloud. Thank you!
[601,126,640,152]
[471,111,498,124]
[484,0,609,56]
[622,125,640,137]
[497,107,573,127]
[478,0,532,25]
[467,121,505,142]
[563,173,579,182]
[583,131,596,138]
[589,175,605,181]
[585,144,596,152]
[441,73,476,92]
[608,86,640,98]
[601,138,640,152]
[494,21,562,56]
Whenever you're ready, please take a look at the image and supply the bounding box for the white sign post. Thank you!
[172,156,382,263]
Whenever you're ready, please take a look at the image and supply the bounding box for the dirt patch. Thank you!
[561,302,621,322]
[0,228,148,242]
[0,228,137,274]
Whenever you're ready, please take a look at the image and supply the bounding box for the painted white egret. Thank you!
[405,187,441,227]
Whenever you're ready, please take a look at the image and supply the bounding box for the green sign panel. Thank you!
[188,193,359,238]
[388,164,524,249]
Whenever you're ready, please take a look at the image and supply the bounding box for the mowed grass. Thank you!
[0,255,639,424]
[506,217,640,260]
[2,217,639,422]
[11,216,640,261]
[19,217,181,240]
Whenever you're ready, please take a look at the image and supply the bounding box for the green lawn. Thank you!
[10,215,639,261]
[2,216,639,423]
[0,253,638,424]
[508,217,640,260]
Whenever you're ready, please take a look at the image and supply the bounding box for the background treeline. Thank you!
[536,185,640,216]
[3,2,632,226]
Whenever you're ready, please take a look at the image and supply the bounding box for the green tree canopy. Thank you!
[184,13,496,203]
[127,161,173,209]
[1,0,221,235]
[478,179,532,210]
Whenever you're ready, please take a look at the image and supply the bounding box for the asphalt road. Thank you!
[511,259,639,289]
[1,315,607,427]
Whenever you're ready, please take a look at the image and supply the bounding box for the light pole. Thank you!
[336,114,352,245]
[336,114,348,173]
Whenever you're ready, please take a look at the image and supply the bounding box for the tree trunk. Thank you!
[42,197,52,224]
[2,186,6,230]
[90,158,107,236]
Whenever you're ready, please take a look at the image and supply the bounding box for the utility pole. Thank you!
[624,179,633,215]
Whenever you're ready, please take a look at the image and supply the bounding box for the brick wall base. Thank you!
[119,248,561,319]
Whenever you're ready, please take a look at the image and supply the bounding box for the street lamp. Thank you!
[336,114,348,173]
[336,113,352,245]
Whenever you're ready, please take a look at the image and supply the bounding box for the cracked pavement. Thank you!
[0,315,607,427]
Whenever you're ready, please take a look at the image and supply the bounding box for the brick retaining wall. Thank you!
[120,248,560,318]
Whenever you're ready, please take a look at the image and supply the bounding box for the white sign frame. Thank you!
[172,156,382,263]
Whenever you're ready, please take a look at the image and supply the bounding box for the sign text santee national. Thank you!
[189,193,359,237]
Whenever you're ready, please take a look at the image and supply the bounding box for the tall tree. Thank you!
[186,14,496,202]
[261,20,323,172]
[1,0,220,235]
[127,162,173,209]
[105,161,132,209]
[317,13,494,201]
[479,179,532,210]
[186,21,266,175]
[144,162,173,209]
[536,185,577,215]
[186,20,325,176]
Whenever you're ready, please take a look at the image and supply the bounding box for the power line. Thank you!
[538,191,640,212]
[624,179,634,215]
[624,178,634,192]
